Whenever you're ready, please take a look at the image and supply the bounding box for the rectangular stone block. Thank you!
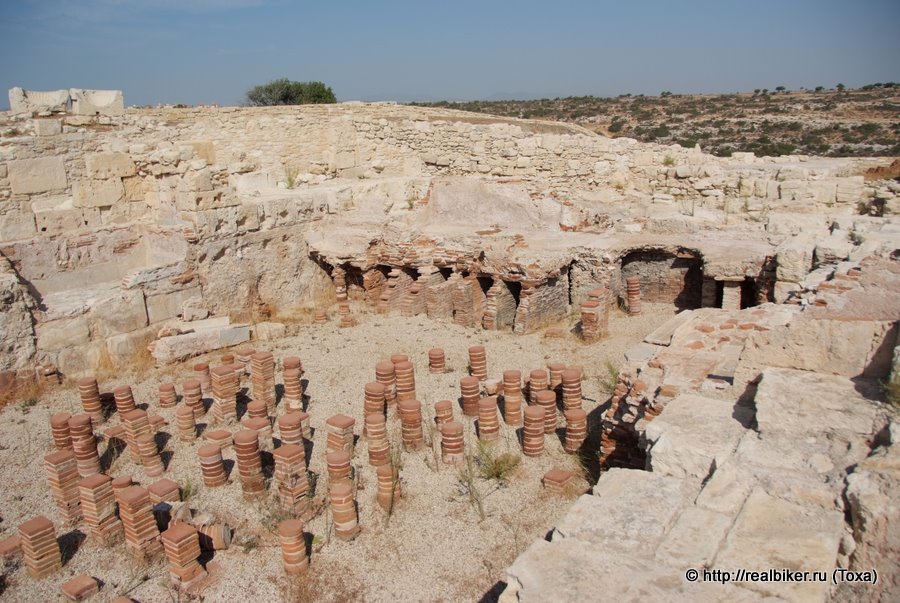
[8,157,68,194]
[85,153,136,179]
[36,317,91,351]
[145,287,200,324]
[0,211,37,241]
[73,179,124,208]
[89,289,148,337]
[33,119,62,136]
[34,208,83,237]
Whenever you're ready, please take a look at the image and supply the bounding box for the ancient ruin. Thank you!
[0,90,897,602]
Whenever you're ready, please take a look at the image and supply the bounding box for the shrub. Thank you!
[246,79,336,106]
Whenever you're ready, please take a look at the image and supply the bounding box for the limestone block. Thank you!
[85,153,136,179]
[181,168,212,193]
[56,341,105,378]
[644,394,751,479]
[8,157,68,195]
[89,289,147,337]
[694,458,754,516]
[654,506,733,568]
[715,488,843,602]
[181,297,208,321]
[150,324,249,363]
[72,179,124,208]
[69,89,124,116]
[122,176,144,202]
[814,230,853,265]
[33,119,62,136]
[0,211,37,241]
[836,176,864,204]
[0,164,6,179]
[106,326,156,365]
[145,286,201,324]
[773,281,801,303]
[252,321,286,341]
[553,469,696,553]
[0,265,37,371]
[8,87,69,114]
[36,316,91,351]
[183,141,216,164]
[775,237,814,282]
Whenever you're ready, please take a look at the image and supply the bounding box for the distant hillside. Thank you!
[411,84,900,158]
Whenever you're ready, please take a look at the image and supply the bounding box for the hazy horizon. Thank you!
[1,0,899,109]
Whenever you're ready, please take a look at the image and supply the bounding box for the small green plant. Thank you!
[283,163,300,189]
[884,374,900,408]
[474,440,520,483]
[457,454,486,521]
[597,360,620,395]
[663,154,676,167]
[180,478,198,502]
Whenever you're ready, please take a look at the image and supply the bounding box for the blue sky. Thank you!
[1,0,898,107]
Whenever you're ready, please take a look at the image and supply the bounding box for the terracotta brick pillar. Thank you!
[77,378,103,424]
[459,376,480,417]
[44,450,81,522]
[468,345,487,381]
[376,464,401,511]
[501,370,523,426]
[277,519,309,574]
[563,408,588,453]
[625,276,642,315]
[441,421,465,464]
[398,399,424,450]
[78,474,123,545]
[324,414,355,453]
[329,482,360,541]
[161,523,206,589]
[522,407,545,457]
[233,430,264,498]
[18,516,61,578]
[273,444,310,514]
[198,444,226,488]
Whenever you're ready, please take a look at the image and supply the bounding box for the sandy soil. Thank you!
[0,303,675,602]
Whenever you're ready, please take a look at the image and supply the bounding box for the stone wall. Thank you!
[620,250,703,309]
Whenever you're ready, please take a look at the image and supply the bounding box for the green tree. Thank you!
[246,78,336,106]
[836,83,845,91]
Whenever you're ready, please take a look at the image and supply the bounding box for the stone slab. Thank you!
[8,156,67,194]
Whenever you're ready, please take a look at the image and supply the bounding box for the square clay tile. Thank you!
[61,574,99,601]
[326,414,355,430]
[542,467,574,487]
[18,516,54,538]
[0,535,21,558]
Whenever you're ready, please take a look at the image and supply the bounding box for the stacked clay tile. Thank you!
[625,275,642,315]
[250,352,277,414]
[477,397,500,441]
[282,366,303,412]
[210,366,238,424]
[61,576,100,600]
[135,434,165,477]
[534,390,558,434]
[198,444,226,487]
[77,378,103,423]
[117,485,162,559]
[177,406,197,442]
[400,281,426,316]
[522,406,545,457]
[364,382,387,423]
[528,369,549,405]
[502,370,523,426]
[277,519,309,574]
[375,361,397,409]
[18,516,61,578]
[246,400,268,420]
[434,400,454,428]
[158,383,177,409]
[181,379,204,418]
[542,467,574,494]
[161,523,206,589]
[326,450,352,484]
[333,267,348,301]
[547,363,566,392]
[325,414,355,453]
[468,345,488,381]
[338,302,355,328]
[329,482,360,541]
[44,450,82,522]
[314,310,328,324]
[398,399,424,450]
[113,385,136,415]
[560,368,583,411]
[205,429,232,449]
[111,475,133,496]
[245,417,274,451]
[122,409,152,463]
[148,479,181,504]
[580,299,602,342]
[428,348,446,373]
[68,414,100,478]
[394,361,416,403]
[459,376,480,417]
[78,474,122,545]
[376,463,401,511]
[273,444,310,514]
[193,363,211,394]
[365,413,390,466]
[221,353,235,365]
[50,412,73,451]
[564,409,588,453]
[234,430,265,498]
[277,412,305,447]
[441,421,465,464]
[235,346,256,374]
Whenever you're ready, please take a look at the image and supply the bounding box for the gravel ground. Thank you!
[0,303,674,602]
